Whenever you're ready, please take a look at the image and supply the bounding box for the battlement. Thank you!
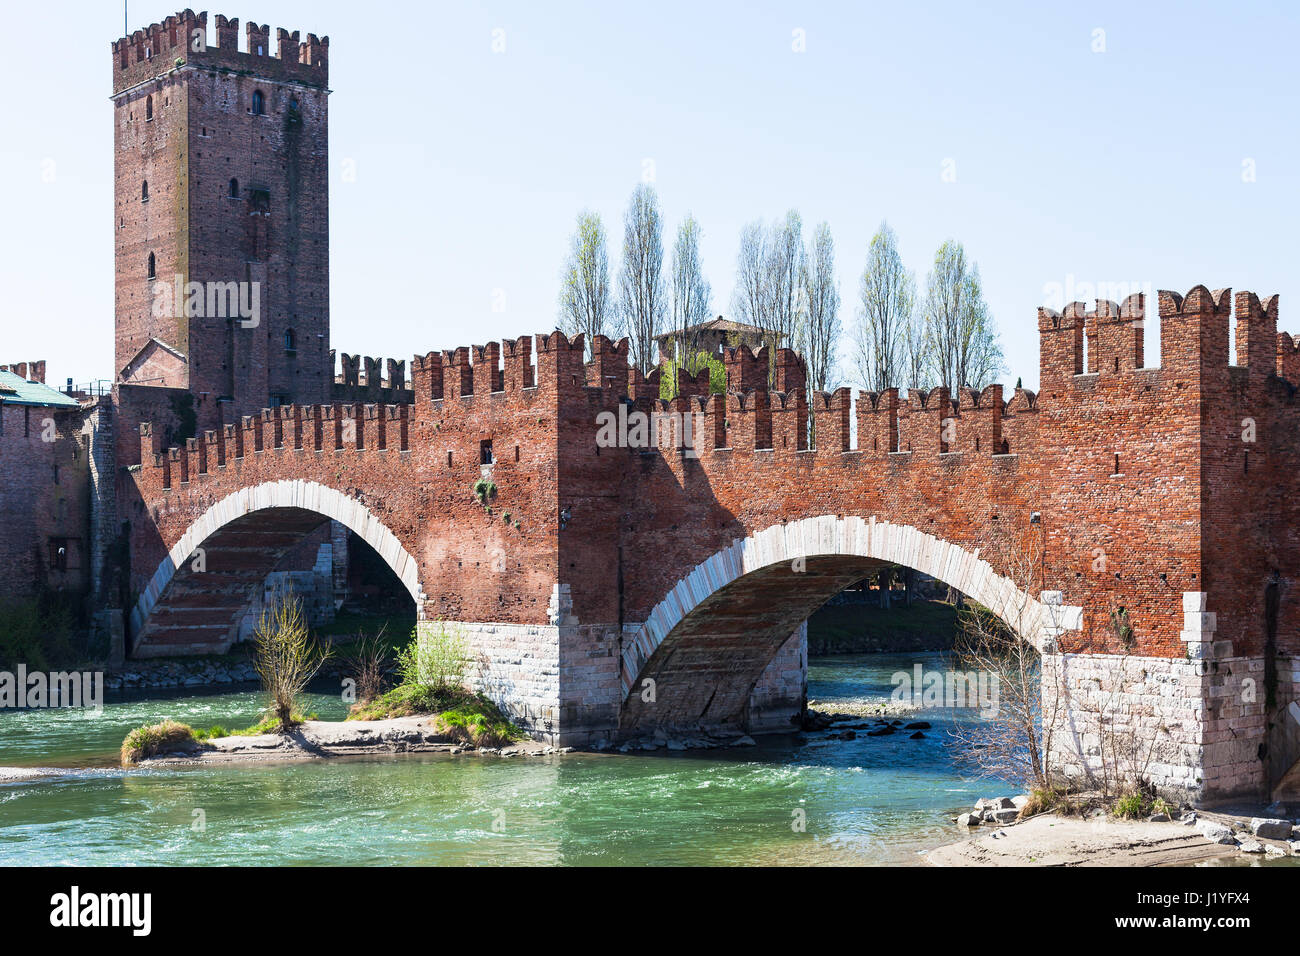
[112,10,328,95]
[330,351,413,404]
[140,401,410,490]
[1040,285,1293,387]
[398,328,1040,465]
[0,361,46,384]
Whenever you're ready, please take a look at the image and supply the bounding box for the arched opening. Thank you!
[141,180,149,202]
[146,252,156,279]
[619,517,1075,739]
[229,177,239,198]
[130,483,423,660]
[145,94,153,120]
[251,89,265,115]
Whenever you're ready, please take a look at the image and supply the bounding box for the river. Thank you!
[0,652,1009,865]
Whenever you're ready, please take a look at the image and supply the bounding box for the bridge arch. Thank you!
[130,480,424,654]
[620,515,1081,734]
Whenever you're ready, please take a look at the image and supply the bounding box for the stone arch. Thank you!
[130,480,424,643]
[620,515,1081,720]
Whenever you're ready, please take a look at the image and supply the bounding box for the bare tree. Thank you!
[730,219,770,332]
[852,221,913,391]
[253,587,331,732]
[948,527,1065,792]
[668,213,713,379]
[617,184,667,374]
[767,209,805,362]
[921,240,1004,392]
[798,221,840,393]
[558,210,613,358]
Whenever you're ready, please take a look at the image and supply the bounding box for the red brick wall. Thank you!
[0,406,92,601]
[124,289,1300,666]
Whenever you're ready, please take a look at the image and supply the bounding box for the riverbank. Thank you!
[927,810,1299,866]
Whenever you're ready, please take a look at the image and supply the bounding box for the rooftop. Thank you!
[0,370,79,409]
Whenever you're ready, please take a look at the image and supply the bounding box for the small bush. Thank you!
[437,697,525,747]
[395,622,469,696]
[121,720,201,766]
[1018,788,1060,818]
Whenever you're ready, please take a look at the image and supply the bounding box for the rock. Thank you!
[1148,812,1171,823]
[1179,812,1197,825]
[1197,820,1237,845]
[903,721,931,730]
[639,741,660,751]
[908,731,925,739]
[1238,839,1264,854]
[991,807,1019,824]
[867,726,895,737]
[730,735,757,747]
[1249,817,1293,840]
[973,798,994,810]
[841,730,857,740]
[666,740,687,751]
[993,797,1016,810]
[956,812,981,827]
[1289,840,1300,856]
[1264,843,1286,857]
[1011,795,1031,810]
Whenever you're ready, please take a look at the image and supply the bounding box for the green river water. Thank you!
[0,652,1040,865]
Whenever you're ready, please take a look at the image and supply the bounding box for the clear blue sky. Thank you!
[3,0,1297,391]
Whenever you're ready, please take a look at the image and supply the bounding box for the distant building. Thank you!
[0,363,94,602]
[654,317,769,363]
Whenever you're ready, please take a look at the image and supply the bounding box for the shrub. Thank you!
[396,622,468,696]
[253,589,330,733]
[1018,787,1060,819]
[437,697,525,747]
[121,720,201,766]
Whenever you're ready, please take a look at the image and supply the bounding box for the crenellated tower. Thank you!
[112,10,331,434]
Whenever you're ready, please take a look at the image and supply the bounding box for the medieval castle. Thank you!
[1,10,1296,804]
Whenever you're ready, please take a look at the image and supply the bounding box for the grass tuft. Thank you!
[121,720,203,766]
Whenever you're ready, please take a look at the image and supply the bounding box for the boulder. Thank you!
[1249,817,1294,840]
[903,721,931,730]
[956,812,981,827]
[1011,795,1031,810]
[991,807,1019,824]
[1197,820,1236,845]
[909,731,925,739]
[1238,839,1265,854]
[730,735,757,747]
[1148,812,1171,823]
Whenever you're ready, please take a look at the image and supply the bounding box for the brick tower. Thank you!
[112,10,330,433]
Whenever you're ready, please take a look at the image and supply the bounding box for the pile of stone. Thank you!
[105,658,259,691]
[955,795,1029,827]
[1196,815,1300,856]
[598,733,758,753]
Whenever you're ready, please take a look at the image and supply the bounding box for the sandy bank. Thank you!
[926,811,1295,866]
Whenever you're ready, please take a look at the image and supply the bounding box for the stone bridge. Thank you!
[120,287,1300,804]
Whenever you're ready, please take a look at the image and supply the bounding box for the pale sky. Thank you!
[3,0,1297,391]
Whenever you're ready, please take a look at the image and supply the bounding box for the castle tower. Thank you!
[112,11,331,432]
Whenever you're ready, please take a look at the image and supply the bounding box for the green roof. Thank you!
[0,370,79,409]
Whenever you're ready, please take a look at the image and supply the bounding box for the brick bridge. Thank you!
[120,287,1300,804]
